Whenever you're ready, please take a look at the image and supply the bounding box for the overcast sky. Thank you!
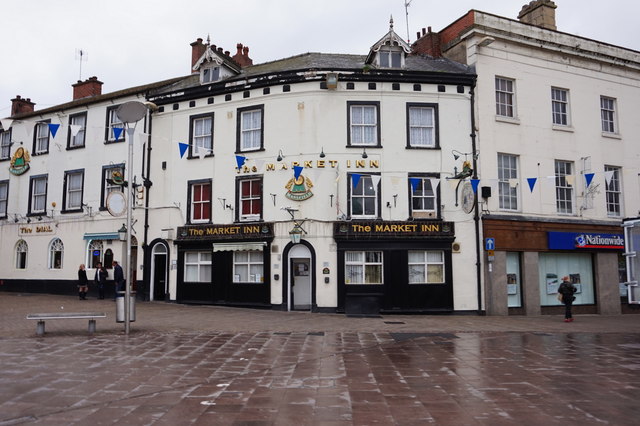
[1,0,638,117]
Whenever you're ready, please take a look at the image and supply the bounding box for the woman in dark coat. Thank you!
[78,264,89,300]
[558,276,577,322]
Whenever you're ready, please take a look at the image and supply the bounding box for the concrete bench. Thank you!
[26,312,107,336]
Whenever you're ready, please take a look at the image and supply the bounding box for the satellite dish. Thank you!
[116,101,147,124]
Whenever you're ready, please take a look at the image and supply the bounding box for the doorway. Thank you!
[287,243,313,311]
[151,243,168,301]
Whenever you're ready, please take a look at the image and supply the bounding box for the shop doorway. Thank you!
[151,243,168,301]
[288,244,313,311]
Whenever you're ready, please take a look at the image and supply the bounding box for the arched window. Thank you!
[87,240,104,269]
[49,238,64,269]
[16,240,28,269]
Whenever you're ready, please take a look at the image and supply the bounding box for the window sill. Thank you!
[495,116,520,125]
[346,144,382,149]
[105,139,125,145]
[406,145,439,150]
[552,125,574,132]
[602,132,622,140]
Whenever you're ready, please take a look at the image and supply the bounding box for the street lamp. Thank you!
[118,224,127,241]
[116,101,151,335]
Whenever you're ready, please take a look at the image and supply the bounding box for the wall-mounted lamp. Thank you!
[13,214,19,223]
[319,147,326,158]
[26,218,31,224]
[277,149,284,162]
[289,225,303,244]
[361,148,368,159]
[118,224,127,241]
[37,216,43,221]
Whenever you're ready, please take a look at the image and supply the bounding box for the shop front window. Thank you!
[538,253,595,306]
[233,250,263,283]
[408,250,444,283]
[184,251,212,282]
[345,251,383,284]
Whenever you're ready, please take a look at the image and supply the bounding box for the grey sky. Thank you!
[1,0,638,117]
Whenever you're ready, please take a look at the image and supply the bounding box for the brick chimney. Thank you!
[518,0,557,30]
[11,95,36,116]
[72,76,103,100]
[411,27,442,57]
[190,38,207,73]
[232,43,253,67]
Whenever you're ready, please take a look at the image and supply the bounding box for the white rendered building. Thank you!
[412,0,640,315]
[1,23,481,315]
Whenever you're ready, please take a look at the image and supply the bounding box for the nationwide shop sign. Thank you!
[548,231,624,250]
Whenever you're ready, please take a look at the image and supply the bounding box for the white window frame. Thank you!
[190,181,211,223]
[345,251,383,285]
[605,165,622,217]
[240,108,262,152]
[87,240,104,269]
[107,107,124,142]
[69,113,86,148]
[232,250,264,283]
[35,122,50,154]
[184,251,212,283]
[29,175,47,214]
[16,239,28,269]
[49,238,64,270]
[64,170,84,211]
[410,177,438,218]
[555,160,574,215]
[551,87,570,126]
[0,130,11,160]
[495,77,515,118]
[202,65,220,83]
[408,250,445,284]
[408,105,436,148]
[349,103,379,146]
[378,47,402,68]
[0,180,8,218]
[239,177,262,222]
[350,175,379,218]
[498,153,519,211]
[600,96,617,133]
[190,114,213,156]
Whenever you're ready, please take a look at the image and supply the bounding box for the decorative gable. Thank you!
[366,17,411,69]
[192,39,242,85]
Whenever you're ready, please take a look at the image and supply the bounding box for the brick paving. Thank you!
[1,293,640,425]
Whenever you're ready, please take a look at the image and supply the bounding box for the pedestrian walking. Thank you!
[94,262,108,299]
[558,276,577,322]
[77,264,89,300]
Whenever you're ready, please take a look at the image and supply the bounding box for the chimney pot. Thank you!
[11,95,36,116]
[72,76,103,100]
[518,0,557,30]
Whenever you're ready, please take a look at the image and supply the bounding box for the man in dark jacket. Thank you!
[558,276,577,322]
[113,260,125,299]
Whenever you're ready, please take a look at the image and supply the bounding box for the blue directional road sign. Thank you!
[485,238,495,251]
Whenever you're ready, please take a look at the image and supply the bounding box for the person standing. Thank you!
[113,260,125,299]
[94,262,108,299]
[558,276,577,322]
[77,264,89,300]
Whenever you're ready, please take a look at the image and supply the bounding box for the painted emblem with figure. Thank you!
[9,146,31,175]
[285,174,314,201]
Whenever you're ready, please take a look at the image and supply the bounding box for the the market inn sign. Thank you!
[334,221,455,240]
[177,223,274,241]
[237,159,380,173]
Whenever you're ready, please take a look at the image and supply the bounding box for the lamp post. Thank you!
[115,101,149,335]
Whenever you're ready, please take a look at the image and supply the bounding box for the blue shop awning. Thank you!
[83,232,120,241]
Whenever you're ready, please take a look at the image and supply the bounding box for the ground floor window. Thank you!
[506,252,522,308]
[184,251,212,282]
[538,252,595,306]
[16,240,28,269]
[233,250,263,283]
[49,238,64,269]
[87,240,103,268]
[345,251,383,284]
[408,250,444,283]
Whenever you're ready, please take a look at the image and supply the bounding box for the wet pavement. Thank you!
[1,293,640,425]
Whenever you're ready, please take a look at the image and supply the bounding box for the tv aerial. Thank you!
[75,48,88,80]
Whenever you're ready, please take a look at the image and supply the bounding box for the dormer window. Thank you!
[202,66,220,83]
[378,47,402,68]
